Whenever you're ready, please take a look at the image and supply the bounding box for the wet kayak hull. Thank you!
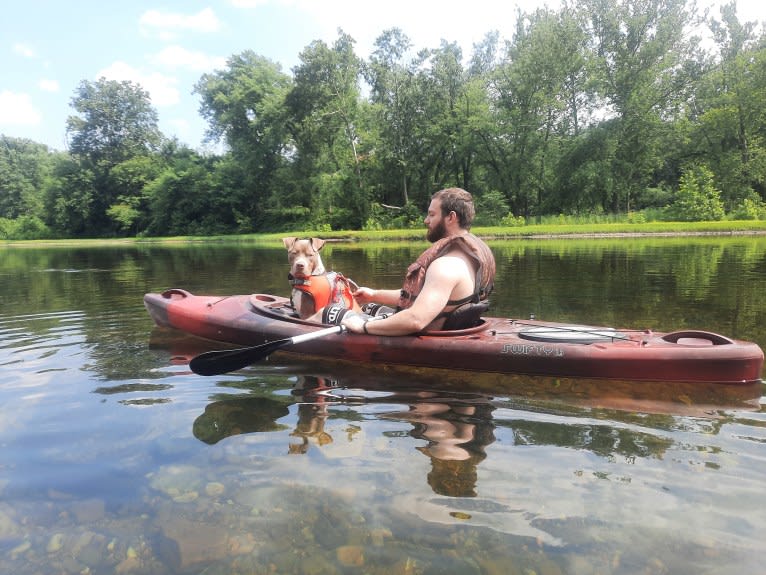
[144,289,764,384]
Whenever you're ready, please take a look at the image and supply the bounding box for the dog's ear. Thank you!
[282,237,297,249]
[310,238,326,252]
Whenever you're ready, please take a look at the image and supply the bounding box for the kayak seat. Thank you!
[441,300,490,331]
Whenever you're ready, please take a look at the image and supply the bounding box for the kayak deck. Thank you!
[144,289,764,384]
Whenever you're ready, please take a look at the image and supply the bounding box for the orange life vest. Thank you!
[398,233,496,313]
[289,271,356,310]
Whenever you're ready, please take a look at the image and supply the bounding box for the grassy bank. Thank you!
[3,219,766,248]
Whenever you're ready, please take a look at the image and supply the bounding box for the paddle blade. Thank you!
[189,339,288,376]
[188,324,345,376]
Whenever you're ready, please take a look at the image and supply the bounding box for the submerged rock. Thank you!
[160,517,234,570]
[336,545,364,567]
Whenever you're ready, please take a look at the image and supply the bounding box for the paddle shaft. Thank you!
[288,324,345,345]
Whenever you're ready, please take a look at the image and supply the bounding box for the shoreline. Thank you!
[3,226,766,248]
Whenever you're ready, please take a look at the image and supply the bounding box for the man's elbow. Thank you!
[399,313,432,334]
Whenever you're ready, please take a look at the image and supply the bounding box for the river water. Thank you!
[1,236,765,574]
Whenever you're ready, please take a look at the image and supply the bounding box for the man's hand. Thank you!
[341,312,367,334]
[351,286,376,305]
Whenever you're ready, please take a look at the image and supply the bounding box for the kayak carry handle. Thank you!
[661,330,734,345]
[161,288,192,299]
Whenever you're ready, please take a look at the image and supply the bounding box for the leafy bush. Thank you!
[0,215,52,240]
[668,165,725,221]
[500,213,526,226]
[364,202,422,230]
[637,185,673,209]
[626,211,647,224]
[729,196,766,220]
[475,191,510,226]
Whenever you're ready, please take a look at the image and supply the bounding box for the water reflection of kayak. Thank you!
[144,289,764,385]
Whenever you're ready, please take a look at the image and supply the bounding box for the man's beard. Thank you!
[426,219,448,243]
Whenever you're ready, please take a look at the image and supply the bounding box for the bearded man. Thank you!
[337,187,496,336]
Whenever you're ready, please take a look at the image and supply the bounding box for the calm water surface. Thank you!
[1,237,765,575]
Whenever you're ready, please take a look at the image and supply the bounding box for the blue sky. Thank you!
[1,0,762,152]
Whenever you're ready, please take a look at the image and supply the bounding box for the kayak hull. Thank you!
[144,289,764,384]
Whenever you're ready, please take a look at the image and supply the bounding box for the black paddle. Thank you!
[189,325,345,376]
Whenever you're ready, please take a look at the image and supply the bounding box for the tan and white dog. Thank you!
[283,236,327,281]
[282,237,359,319]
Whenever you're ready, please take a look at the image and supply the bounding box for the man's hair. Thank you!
[432,187,475,229]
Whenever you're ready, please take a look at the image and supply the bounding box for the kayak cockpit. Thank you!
[248,293,492,337]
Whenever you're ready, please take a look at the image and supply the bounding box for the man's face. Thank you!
[425,199,447,242]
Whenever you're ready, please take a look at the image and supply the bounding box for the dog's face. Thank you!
[283,237,326,278]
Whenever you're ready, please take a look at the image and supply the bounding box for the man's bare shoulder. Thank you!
[426,253,472,279]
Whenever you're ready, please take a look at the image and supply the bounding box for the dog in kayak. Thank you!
[283,237,361,319]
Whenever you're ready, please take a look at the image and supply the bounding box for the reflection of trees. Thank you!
[192,396,290,444]
[489,238,766,341]
[191,377,337,447]
[0,245,288,314]
[92,382,174,406]
[505,420,672,459]
[0,245,290,382]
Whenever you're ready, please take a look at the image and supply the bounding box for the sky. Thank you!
[1,0,763,152]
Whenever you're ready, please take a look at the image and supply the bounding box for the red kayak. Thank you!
[144,289,764,384]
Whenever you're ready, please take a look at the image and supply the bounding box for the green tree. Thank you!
[43,156,98,236]
[669,164,725,221]
[64,78,162,236]
[577,0,698,212]
[691,2,766,208]
[364,28,419,206]
[144,154,223,236]
[106,154,166,235]
[0,135,51,220]
[414,41,470,191]
[490,8,588,217]
[286,31,369,229]
[195,51,292,230]
[67,78,161,167]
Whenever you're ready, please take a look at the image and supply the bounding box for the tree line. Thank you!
[1,0,765,240]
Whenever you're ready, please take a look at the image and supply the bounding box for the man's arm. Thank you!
[344,256,467,336]
[352,287,401,307]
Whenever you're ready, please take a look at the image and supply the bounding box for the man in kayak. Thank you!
[323,187,496,335]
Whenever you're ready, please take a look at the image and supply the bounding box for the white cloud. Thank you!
[38,79,60,92]
[139,7,221,40]
[168,117,190,132]
[228,0,271,6]
[0,91,42,126]
[12,43,36,58]
[96,61,180,107]
[151,45,227,72]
